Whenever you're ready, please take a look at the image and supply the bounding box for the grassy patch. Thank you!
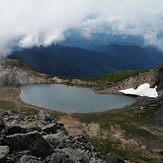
[0,100,57,118]
[0,101,17,110]
[17,106,39,116]
[120,123,156,139]
[0,100,39,116]
[90,136,131,157]
[89,136,154,162]
[82,70,145,90]
[79,106,157,130]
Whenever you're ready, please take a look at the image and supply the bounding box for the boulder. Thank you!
[43,132,70,149]
[8,110,23,120]
[37,110,52,122]
[7,131,53,159]
[0,146,9,163]
[44,153,61,163]
[42,123,58,134]
[5,125,27,135]
[59,148,89,163]
[85,142,94,151]
[17,155,41,163]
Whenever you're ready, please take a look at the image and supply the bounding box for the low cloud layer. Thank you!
[0,0,163,56]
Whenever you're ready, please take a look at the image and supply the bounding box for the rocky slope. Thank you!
[0,59,63,86]
[0,109,126,163]
[97,68,163,96]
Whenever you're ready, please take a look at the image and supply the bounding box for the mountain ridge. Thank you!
[8,44,163,78]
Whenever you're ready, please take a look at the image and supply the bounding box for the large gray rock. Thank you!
[0,146,9,163]
[57,148,89,163]
[44,153,61,163]
[43,132,68,149]
[7,131,53,159]
[42,123,58,134]
[7,110,23,120]
[17,155,41,163]
[4,125,27,135]
[37,110,52,122]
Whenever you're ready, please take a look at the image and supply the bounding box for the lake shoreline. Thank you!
[20,84,136,113]
[0,85,139,115]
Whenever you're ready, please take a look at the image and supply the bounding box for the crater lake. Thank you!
[20,84,136,113]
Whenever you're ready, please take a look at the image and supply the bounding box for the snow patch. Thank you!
[119,83,158,98]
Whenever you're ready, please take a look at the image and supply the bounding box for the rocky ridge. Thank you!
[0,59,63,86]
[1,59,163,97]
[97,68,163,95]
[0,109,126,163]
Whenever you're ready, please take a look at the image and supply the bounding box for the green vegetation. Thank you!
[78,100,161,162]
[89,136,154,162]
[0,101,39,116]
[4,59,40,75]
[89,136,131,157]
[0,101,17,110]
[82,70,145,90]
[18,106,39,116]
[0,100,57,118]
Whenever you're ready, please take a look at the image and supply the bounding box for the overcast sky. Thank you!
[0,0,163,55]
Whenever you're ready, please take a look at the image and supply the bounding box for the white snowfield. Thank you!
[119,83,158,98]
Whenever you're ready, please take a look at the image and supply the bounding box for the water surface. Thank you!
[20,84,135,113]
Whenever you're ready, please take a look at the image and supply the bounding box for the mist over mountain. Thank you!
[60,28,145,52]
[8,43,163,78]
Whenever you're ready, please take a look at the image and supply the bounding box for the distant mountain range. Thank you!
[7,28,163,78]
[8,43,163,78]
[60,29,145,52]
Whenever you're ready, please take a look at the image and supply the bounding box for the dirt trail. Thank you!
[57,115,85,135]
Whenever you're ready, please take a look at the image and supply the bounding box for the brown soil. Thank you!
[57,115,85,135]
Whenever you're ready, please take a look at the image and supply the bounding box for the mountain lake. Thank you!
[20,84,136,113]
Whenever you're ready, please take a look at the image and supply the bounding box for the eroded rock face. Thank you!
[0,59,63,86]
[0,110,126,163]
[97,69,157,94]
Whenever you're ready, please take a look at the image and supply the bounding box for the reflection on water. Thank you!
[20,84,135,113]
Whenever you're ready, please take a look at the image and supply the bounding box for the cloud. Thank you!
[0,0,163,55]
